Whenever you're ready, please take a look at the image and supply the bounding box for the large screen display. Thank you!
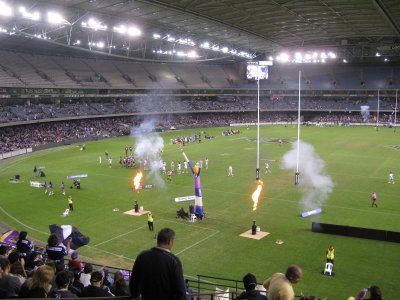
[246,61,270,80]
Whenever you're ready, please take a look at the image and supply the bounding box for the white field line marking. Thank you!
[159,218,219,232]
[0,206,48,235]
[85,245,135,261]
[93,225,147,247]
[175,230,219,256]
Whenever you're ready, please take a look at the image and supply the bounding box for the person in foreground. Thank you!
[129,227,187,300]
[234,272,267,300]
[263,264,302,300]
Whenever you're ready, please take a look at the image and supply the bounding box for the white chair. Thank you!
[190,214,197,222]
[324,262,334,275]
[62,208,70,217]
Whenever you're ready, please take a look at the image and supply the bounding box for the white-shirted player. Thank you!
[228,165,233,176]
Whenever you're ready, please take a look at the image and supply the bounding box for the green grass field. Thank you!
[0,125,399,299]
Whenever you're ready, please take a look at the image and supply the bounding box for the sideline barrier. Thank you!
[0,148,32,160]
[312,222,400,243]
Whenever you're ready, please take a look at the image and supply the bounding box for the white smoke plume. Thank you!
[281,141,333,212]
[360,105,370,122]
[131,119,165,187]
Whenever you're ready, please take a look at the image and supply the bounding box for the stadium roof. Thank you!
[0,0,399,63]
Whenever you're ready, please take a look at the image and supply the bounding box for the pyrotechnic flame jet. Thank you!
[133,171,143,190]
[252,179,263,211]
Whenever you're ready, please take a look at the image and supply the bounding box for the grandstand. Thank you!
[0,0,399,299]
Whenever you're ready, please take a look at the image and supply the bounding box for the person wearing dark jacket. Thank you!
[234,273,267,300]
[80,270,114,297]
[129,227,186,300]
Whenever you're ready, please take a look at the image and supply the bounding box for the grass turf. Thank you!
[0,125,399,299]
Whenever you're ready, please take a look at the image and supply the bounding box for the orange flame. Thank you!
[251,179,264,211]
[133,171,143,190]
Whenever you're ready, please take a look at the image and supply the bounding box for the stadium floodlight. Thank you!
[277,53,289,63]
[82,18,107,30]
[375,52,381,57]
[221,47,228,53]
[0,2,12,16]
[187,50,198,58]
[384,58,389,62]
[127,26,141,36]
[47,11,65,24]
[166,35,175,42]
[19,6,40,20]
[295,52,302,62]
[0,27,7,33]
[200,42,210,49]
[153,33,161,39]
[342,58,348,63]
[327,52,336,59]
[113,25,127,34]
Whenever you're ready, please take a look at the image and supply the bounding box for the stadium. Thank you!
[0,0,399,299]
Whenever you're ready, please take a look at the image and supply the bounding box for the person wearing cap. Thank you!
[263,264,303,300]
[234,273,267,300]
[68,252,84,271]
[80,270,113,297]
[130,227,186,300]
[147,212,154,231]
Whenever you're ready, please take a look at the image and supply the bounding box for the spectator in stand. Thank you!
[263,264,303,300]
[80,263,93,287]
[49,270,77,298]
[16,231,34,258]
[8,250,21,265]
[68,251,83,271]
[25,252,44,274]
[18,264,55,298]
[0,257,22,298]
[0,245,8,257]
[129,227,186,300]
[80,270,114,297]
[45,234,71,269]
[113,278,130,296]
[354,286,383,300]
[234,273,267,300]
[69,267,84,296]
[10,260,27,285]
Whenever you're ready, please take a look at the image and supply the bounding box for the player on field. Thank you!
[43,181,48,194]
[205,158,209,170]
[60,182,65,195]
[177,162,182,175]
[228,165,233,176]
[167,169,173,183]
[48,181,54,196]
[184,161,188,174]
[389,171,395,184]
[371,192,378,208]
[265,162,271,174]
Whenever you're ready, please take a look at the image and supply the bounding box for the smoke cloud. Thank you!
[131,119,165,187]
[281,140,333,212]
[360,105,370,122]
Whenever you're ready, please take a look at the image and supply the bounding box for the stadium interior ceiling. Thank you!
[0,0,400,64]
